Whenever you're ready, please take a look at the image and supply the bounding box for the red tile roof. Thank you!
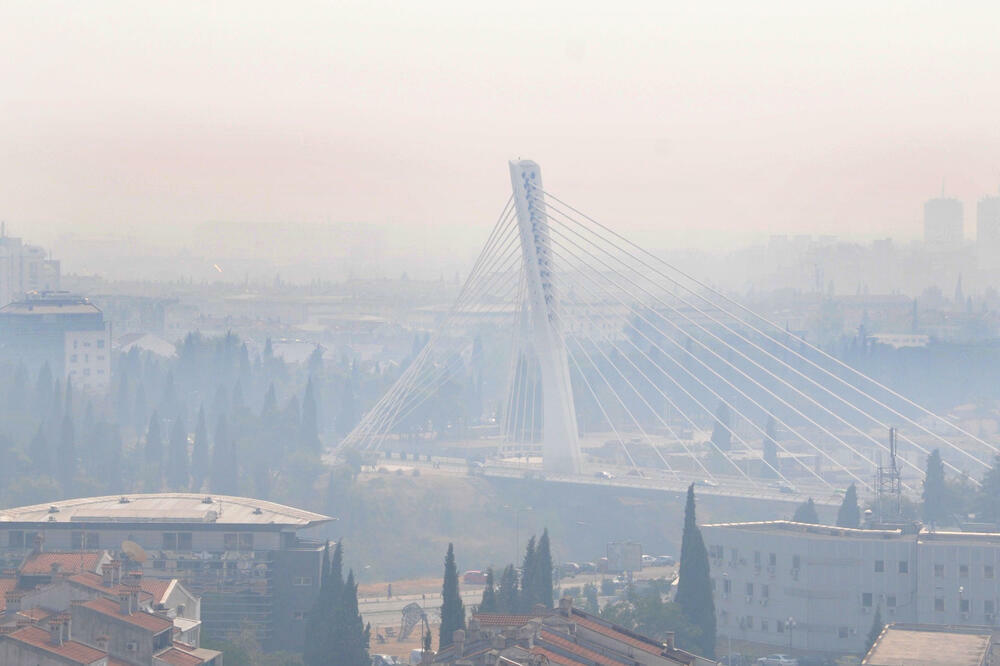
[18,606,56,621]
[538,630,621,666]
[20,552,104,576]
[6,625,106,664]
[531,646,581,665]
[143,578,173,604]
[79,597,173,633]
[157,647,205,665]
[0,577,16,611]
[108,659,132,666]
[572,611,665,656]
[67,571,157,603]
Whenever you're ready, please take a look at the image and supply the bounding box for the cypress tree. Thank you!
[519,536,538,612]
[922,449,950,525]
[836,483,861,528]
[56,414,75,495]
[145,411,163,471]
[439,543,465,649]
[536,529,554,608]
[479,568,498,613]
[191,406,209,491]
[304,543,331,666]
[338,570,370,666]
[167,417,189,489]
[865,605,883,654]
[793,498,820,524]
[675,484,716,659]
[497,564,519,614]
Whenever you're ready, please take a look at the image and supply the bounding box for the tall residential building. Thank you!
[704,520,1000,656]
[978,195,1000,268]
[0,232,61,307]
[0,493,333,653]
[924,197,964,248]
[0,291,112,393]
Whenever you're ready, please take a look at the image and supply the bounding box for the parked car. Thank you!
[595,470,615,480]
[463,570,488,584]
[641,554,656,566]
[757,655,798,666]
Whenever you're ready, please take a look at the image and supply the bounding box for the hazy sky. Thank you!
[3,1,1000,269]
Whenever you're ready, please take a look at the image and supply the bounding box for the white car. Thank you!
[756,655,798,666]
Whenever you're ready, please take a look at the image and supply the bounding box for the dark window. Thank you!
[239,533,254,551]
[935,598,944,612]
[934,564,944,577]
[224,533,238,550]
[162,533,177,550]
[769,553,777,566]
[8,531,24,548]
[776,621,784,633]
[899,560,909,573]
[887,595,896,608]
[762,584,769,598]
[746,583,754,596]
[71,532,99,549]
[178,533,192,550]
[986,565,995,579]
[960,564,969,578]
[838,627,848,639]
[987,600,995,615]
[961,599,970,613]
[792,555,801,569]
[862,593,873,607]
[874,560,884,572]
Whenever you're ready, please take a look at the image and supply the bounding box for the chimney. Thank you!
[49,620,63,646]
[50,562,62,575]
[32,534,43,554]
[129,584,140,613]
[5,590,22,613]
[101,564,113,587]
[119,591,132,615]
[63,615,72,642]
[663,631,675,649]
[453,629,465,656]
[110,560,122,586]
[559,596,573,617]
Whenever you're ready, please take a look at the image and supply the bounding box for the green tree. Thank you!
[536,529,554,608]
[922,449,951,526]
[191,406,209,491]
[439,543,465,649]
[675,484,716,659]
[478,568,498,613]
[518,536,538,612]
[167,417,189,489]
[303,544,332,666]
[497,564,519,614]
[337,570,370,666]
[793,498,820,524]
[836,483,861,528]
[583,583,599,614]
[865,604,883,654]
[211,413,237,494]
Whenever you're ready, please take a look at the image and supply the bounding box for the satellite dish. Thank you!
[121,540,148,563]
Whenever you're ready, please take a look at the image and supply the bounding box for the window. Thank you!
[960,564,969,578]
[934,564,944,577]
[769,553,777,566]
[744,616,753,630]
[776,620,785,633]
[731,548,739,561]
[224,533,238,550]
[83,368,90,376]
[97,339,105,349]
[838,627,849,639]
[792,555,801,569]
[987,565,995,579]
[71,532,99,549]
[762,584,769,599]
[8,531,24,548]
[163,533,177,550]
[899,560,909,574]
[874,560,884,573]
[960,599,970,613]
[746,583,754,597]
[862,593,873,608]
[723,578,732,594]
[162,533,193,551]
[292,576,313,586]
[935,598,945,612]
[887,595,896,608]
[239,533,254,550]
[761,618,769,632]
[754,551,761,566]
[986,600,995,615]
[293,611,305,620]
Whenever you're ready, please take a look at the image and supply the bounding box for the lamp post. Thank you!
[723,572,732,662]
[503,505,533,563]
[787,616,797,651]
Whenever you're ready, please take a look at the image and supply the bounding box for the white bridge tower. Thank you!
[509,160,582,473]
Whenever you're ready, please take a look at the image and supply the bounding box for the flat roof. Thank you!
[863,624,994,666]
[0,493,332,528]
[702,520,907,540]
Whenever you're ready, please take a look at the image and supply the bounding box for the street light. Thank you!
[503,505,533,563]
[787,616,797,651]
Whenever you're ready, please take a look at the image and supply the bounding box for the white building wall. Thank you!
[65,327,112,393]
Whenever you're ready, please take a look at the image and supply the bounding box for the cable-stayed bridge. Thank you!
[339,161,998,506]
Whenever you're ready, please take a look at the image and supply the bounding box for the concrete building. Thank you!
[704,521,1000,656]
[979,195,1000,269]
[0,232,60,307]
[924,197,964,249]
[863,623,1000,666]
[0,291,111,393]
[0,493,333,653]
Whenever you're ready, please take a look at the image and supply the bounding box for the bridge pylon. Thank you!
[508,160,582,474]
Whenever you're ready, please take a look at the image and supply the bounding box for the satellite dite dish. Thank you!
[121,540,148,563]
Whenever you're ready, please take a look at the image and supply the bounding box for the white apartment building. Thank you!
[0,233,60,307]
[703,520,961,655]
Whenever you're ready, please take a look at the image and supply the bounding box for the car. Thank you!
[641,554,656,565]
[756,655,798,666]
[778,485,795,494]
[652,555,676,567]
[696,478,720,488]
[595,471,615,480]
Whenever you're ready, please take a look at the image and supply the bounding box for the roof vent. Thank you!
[47,515,56,522]
[118,497,131,504]
[253,507,263,515]
[202,497,213,504]
[48,506,60,513]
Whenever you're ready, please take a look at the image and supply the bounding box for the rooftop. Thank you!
[20,551,106,576]
[79,596,173,633]
[0,493,332,528]
[0,292,102,316]
[863,624,996,666]
[4,624,107,664]
[702,520,909,540]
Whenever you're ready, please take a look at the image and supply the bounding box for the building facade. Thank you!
[704,521,1000,656]
[0,493,333,652]
[0,233,60,308]
[0,291,111,393]
[924,197,964,249]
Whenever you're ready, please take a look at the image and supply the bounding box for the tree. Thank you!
[167,417,189,489]
[439,543,465,649]
[836,483,861,528]
[922,449,951,526]
[793,498,820,524]
[865,604,883,654]
[675,484,716,659]
[304,544,332,666]
[29,425,51,476]
[497,564,519,614]
[210,414,237,494]
[535,529,554,608]
[338,570,370,666]
[479,568,498,613]
[518,536,538,612]
[191,406,209,491]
